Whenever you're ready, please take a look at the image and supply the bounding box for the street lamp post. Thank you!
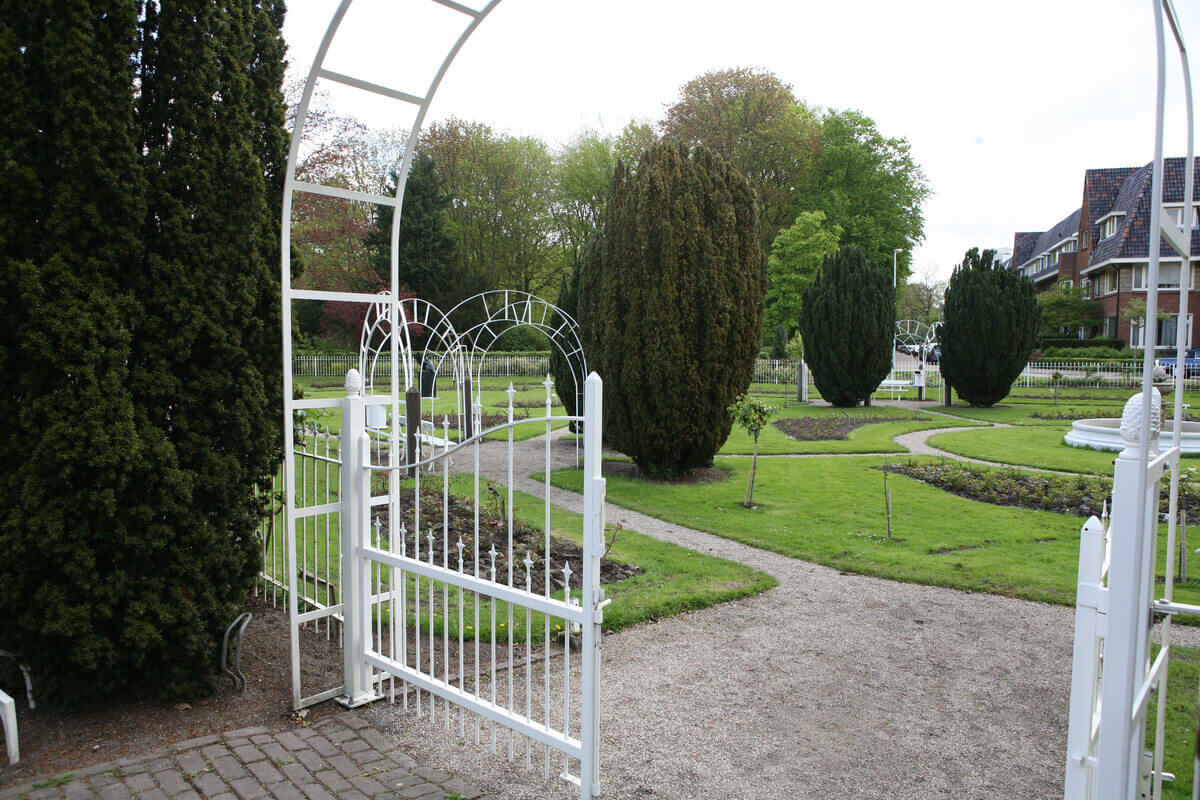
[893,249,905,375]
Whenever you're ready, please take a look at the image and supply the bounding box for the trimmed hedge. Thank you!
[1038,337,1125,350]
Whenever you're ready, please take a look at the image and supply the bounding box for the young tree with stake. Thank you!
[729,395,776,508]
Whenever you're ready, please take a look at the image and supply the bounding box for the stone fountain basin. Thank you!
[1065,418,1200,454]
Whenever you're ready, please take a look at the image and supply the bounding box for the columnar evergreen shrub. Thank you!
[797,246,894,407]
[941,248,1040,407]
[579,142,764,476]
[0,0,287,704]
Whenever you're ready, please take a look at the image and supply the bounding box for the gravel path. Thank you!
[373,430,1080,800]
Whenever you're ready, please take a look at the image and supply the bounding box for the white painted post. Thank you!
[580,372,605,800]
[1064,514,1107,798]
[1095,415,1159,800]
[340,369,376,708]
[797,360,809,404]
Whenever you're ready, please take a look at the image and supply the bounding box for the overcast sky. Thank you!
[282,0,1198,282]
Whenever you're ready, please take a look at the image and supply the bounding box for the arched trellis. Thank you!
[894,320,933,351]
[358,292,466,398]
[437,290,588,419]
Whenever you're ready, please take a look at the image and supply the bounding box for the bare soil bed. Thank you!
[378,486,641,591]
[774,412,926,441]
[601,459,730,485]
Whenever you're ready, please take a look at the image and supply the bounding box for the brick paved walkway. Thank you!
[0,712,489,800]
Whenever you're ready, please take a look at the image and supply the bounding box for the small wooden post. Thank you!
[405,386,420,477]
[883,468,892,540]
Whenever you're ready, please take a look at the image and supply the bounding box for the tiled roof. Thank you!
[1015,209,1080,268]
[1084,166,1139,222]
[1090,157,1200,265]
[1013,232,1041,267]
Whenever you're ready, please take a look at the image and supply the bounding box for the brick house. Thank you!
[1012,158,1200,349]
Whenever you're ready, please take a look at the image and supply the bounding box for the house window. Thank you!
[1099,215,1122,240]
[1103,315,1118,339]
[1159,263,1182,288]
[1167,205,1200,229]
[1131,265,1146,290]
[1130,313,1193,348]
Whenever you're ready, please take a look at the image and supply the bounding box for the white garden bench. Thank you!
[1,688,17,764]
[877,370,925,400]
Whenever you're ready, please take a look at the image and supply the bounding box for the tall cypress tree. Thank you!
[129,0,284,698]
[941,247,1040,407]
[0,0,154,703]
[797,246,894,407]
[579,142,764,476]
[0,0,286,704]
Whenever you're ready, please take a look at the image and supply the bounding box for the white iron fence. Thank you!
[297,353,1193,393]
[1064,398,1186,799]
[295,352,552,381]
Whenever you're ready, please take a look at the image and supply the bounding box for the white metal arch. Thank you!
[893,320,932,349]
[280,0,504,715]
[358,293,466,396]
[439,290,588,409]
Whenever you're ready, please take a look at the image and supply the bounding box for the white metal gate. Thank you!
[331,370,607,798]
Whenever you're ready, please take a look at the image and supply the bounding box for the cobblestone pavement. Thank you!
[0,712,486,800]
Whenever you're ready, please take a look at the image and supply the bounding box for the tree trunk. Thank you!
[744,437,758,507]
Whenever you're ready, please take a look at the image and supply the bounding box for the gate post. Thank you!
[339,369,376,708]
[580,372,606,800]
[1063,514,1107,796]
[797,360,809,404]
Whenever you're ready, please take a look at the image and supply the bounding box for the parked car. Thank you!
[924,346,941,364]
[1155,349,1200,377]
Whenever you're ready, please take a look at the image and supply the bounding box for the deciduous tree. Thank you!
[764,211,842,334]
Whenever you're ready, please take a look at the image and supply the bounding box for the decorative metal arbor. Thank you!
[1063,1,1194,798]
[280,3,607,798]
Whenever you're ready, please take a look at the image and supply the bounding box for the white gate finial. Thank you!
[1118,388,1162,457]
[345,368,363,396]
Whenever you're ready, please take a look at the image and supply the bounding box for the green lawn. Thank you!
[548,455,1200,610]
[296,384,569,441]
[926,426,1122,476]
[1153,644,1200,800]
[932,401,1126,427]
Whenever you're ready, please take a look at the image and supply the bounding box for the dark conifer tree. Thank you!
[0,0,154,703]
[549,250,585,426]
[579,142,764,476]
[369,152,467,312]
[128,0,285,698]
[940,247,1040,407]
[0,0,287,704]
[797,247,894,407]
